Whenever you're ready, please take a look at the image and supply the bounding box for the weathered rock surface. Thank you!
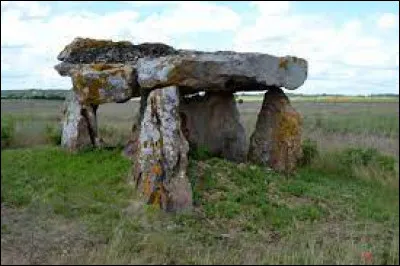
[135,52,307,91]
[247,88,302,173]
[134,86,192,211]
[55,38,308,105]
[61,92,95,150]
[57,37,178,63]
[55,63,139,103]
[180,92,246,162]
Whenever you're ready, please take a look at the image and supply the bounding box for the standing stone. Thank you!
[248,87,302,173]
[134,86,192,212]
[180,91,246,162]
[122,113,141,159]
[61,92,92,151]
[61,92,100,151]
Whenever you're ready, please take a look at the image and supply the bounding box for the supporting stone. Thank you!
[122,94,148,159]
[61,91,101,151]
[133,86,192,212]
[180,91,246,162]
[82,103,100,147]
[61,92,90,150]
[248,87,302,173]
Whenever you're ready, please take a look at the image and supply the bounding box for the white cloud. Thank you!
[137,2,240,34]
[1,1,241,89]
[1,1,50,18]
[250,1,290,15]
[377,13,398,29]
[174,42,195,50]
[119,1,180,6]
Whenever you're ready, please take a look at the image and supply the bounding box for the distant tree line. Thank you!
[237,92,399,98]
[1,94,66,100]
[1,89,69,100]
[1,89,398,100]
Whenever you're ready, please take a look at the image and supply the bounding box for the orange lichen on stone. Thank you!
[72,73,84,91]
[149,183,168,208]
[72,73,100,103]
[248,88,302,174]
[143,173,152,197]
[279,57,289,70]
[151,163,162,176]
[275,111,301,142]
[91,63,116,71]
[88,77,104,103]
[270,108,302,173]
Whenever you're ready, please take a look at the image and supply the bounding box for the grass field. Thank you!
[1,98,399,264]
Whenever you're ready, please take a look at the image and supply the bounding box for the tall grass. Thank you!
[306,145,398,188]
[1,116,15,149]
[1,147,398,264]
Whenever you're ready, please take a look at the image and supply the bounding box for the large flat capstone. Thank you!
[55,38,308,104]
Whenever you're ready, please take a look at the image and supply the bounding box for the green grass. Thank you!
[1,99,399,264]
[305,110,399,138]
[1,147,398,264]
[1,147,133,238]
[1,116,15,148]
[2,100,398,158]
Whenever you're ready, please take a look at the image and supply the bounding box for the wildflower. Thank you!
[361,251,373,264]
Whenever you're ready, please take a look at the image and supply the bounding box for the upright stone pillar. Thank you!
[180,91,246,162]
[133,86,192,212]
[248,87,302,173]
[61,91,99,151]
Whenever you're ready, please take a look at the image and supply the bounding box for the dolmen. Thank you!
[55,37,308,212]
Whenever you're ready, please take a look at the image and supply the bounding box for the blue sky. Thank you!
[1,1,399,95]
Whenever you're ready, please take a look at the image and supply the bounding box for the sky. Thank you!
[1,1,399,95]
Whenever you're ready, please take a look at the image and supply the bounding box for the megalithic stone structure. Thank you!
[135,86,192,211]
[54,37,308,211]
[247,87,303,173]
[179,91,247,162]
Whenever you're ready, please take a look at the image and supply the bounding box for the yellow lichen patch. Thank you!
[86,75,109,104]
[164,59,188,86]
[270,108,301,173]
[151,190,161,207]
[106,68,126,79]
[72,73,110,105]
[143,174,152,197]
[148,183,168,209]
[72,73,85,91]
[275,111,300,142]
[90,63,116,71]
[279,58,289,70]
